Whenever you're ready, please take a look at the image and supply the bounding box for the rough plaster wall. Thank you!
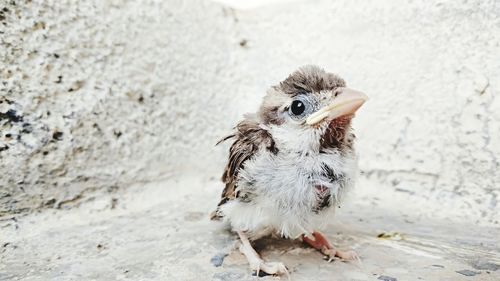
[1,0,499,224]
[0,0,238,214]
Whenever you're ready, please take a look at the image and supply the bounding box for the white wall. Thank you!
[1,0,498,224]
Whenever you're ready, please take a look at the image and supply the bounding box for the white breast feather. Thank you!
[220,123,358,240]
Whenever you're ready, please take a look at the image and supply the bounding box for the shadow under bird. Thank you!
[211,65,368,276]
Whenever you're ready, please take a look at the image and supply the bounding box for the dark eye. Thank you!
[290,100,305,116]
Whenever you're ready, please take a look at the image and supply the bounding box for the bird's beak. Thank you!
[306,88,368,126]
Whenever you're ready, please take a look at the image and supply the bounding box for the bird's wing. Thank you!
[210,115,277,220]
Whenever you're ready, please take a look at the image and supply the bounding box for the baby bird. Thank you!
[211,65,367,276]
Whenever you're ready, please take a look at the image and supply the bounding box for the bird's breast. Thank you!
[312,184,333,213]
[238,149,355,212]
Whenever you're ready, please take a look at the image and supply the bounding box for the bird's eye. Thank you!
[290,100,305,116]
[288,96,313,120]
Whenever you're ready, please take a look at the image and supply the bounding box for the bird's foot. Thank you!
[303,231,360,263]
[250,260,289,277]
[321,247,359,263]
[238,231,290,278]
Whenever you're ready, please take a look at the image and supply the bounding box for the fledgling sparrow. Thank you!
[211,65,368,276]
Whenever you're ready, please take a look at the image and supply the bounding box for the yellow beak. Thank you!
[306,87,368,126]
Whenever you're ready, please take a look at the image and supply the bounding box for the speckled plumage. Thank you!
[212,66,359,239]
[211,65,366,276]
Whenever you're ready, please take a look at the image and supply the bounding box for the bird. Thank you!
[211,65,368,276]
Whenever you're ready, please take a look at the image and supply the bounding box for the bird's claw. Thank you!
[251,261,289,278]
[322,248,360,263]
[322,255,335,263]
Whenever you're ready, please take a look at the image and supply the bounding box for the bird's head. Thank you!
[258,65,368,153]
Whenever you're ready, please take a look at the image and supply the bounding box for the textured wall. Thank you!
[0,0,237,214]
[1,0,499,224]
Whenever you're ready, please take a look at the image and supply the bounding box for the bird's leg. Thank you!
[237,231,289,277]
[302,231,359,262]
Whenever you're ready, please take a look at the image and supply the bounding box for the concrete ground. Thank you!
[1,175,499,281]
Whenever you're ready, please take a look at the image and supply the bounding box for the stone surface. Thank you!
[211,253,228,267]
[471,259,500,271]
[378,276,397,281]
[456,270,481,277]
[1,176,499,280]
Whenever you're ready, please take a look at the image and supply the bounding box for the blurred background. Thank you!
[1,0,499,280]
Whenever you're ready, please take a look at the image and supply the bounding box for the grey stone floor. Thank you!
[1,176,499,281]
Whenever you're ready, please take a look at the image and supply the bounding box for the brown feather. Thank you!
[211,115,277,220]
[278,65,346,96]
[320,115,353,152]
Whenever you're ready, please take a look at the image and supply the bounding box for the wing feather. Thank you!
[210,116,277,220]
